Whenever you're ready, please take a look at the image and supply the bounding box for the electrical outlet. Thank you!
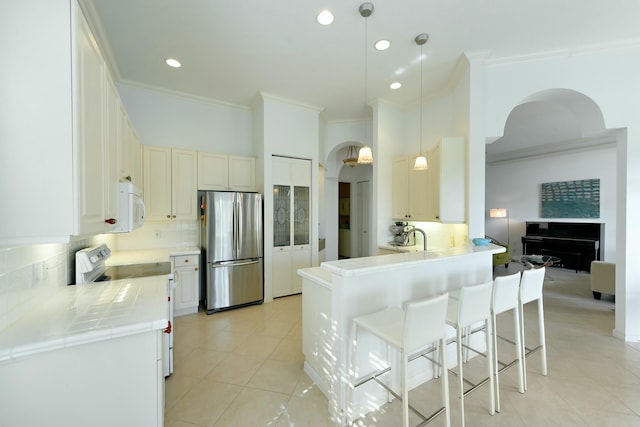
[154,231,162,239]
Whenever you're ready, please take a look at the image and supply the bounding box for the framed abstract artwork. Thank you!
[540,179,600,218]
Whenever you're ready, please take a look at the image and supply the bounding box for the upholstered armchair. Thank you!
[486,236,510,268]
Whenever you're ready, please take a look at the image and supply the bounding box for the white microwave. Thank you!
[112,182,145,233]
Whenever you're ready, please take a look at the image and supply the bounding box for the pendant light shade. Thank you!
[413,33,429,171]
[414,155,428,170]
[358,3,374,165]
[357,146,373,164]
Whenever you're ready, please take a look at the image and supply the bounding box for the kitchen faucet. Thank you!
[413,228,427,252]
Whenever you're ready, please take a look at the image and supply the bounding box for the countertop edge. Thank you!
[322,243,504,277]
[298,267,333,289]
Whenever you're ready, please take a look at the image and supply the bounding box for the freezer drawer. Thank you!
[206,258,263,313]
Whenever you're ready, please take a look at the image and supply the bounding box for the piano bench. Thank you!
[590,261,615,300]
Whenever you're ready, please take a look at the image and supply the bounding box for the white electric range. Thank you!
[75,243,175,376]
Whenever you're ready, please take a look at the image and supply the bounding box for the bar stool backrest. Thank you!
[520,267,546,304]
[404,293,449,354]
[493,272,522,314]
[458,281,493,328]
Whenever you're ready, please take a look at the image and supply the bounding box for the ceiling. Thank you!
[82,0,640,123]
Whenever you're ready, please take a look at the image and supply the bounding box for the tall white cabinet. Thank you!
[0,0,141,244]
[143,146,198,222]
[272,157,312,298]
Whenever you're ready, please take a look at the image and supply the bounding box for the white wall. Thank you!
[118,84,254,155]
[255,93,321,301]
[485,145,617,261]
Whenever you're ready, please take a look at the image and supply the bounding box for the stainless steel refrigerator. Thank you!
[200,191,263,313]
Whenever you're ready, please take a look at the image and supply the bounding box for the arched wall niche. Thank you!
[487,88,612,162]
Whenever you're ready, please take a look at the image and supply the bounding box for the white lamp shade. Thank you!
[489,208,508,218]
[357,146,373,164]
[413,155,428,170]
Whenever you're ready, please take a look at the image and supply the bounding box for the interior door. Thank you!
[357,180,370,257]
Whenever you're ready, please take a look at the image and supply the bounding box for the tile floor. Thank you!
[165,266,640,426]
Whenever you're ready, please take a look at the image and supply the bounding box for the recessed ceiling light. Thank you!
[375,40,390,51]
[165,58,181,68]
[390,82,402,90]
[317,10,334,25]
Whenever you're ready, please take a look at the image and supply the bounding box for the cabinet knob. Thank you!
[184,259,189,263]
[167,215,171,219]
[195,267,198,271]
[125,176,132,182]
[172,215,176,218]
[105,218,117,224]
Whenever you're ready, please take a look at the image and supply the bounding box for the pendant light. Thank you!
[413,33,429,171]
[357,3,374,165]
[343,146,359,168]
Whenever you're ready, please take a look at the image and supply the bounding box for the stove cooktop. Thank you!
[98,262,172,282]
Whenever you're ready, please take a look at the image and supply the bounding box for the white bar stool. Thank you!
[446,281,495,427]
[491,272,524,412]
[519,266,548,390]
[348,293,451,427]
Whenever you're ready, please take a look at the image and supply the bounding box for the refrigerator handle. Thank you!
[210,259,260,267]
[233,193,238,257]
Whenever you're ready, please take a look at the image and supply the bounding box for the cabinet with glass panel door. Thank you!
[272,157,311,298]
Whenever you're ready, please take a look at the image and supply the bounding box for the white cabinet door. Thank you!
[409,166,430,220]
[392,157,410,220]
[292,246,311,294]
[172,254,200,316]
[438,137,466,223]
[76,9,108,235]
[197,152,228,190]
[171,149,198,221]
[229,156,256,191]
[143,146,197,222]
[127,121,142,187]
[198,152,256,191]
[144,146,172,221]
[104,77,121,229]
[272,247,292,298]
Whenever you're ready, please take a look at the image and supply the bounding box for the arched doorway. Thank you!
[322,142,373,261]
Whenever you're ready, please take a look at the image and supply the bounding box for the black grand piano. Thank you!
[521,221,604,272]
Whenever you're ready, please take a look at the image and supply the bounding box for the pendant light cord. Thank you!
[364,14,368,143]
[419,43,424,156]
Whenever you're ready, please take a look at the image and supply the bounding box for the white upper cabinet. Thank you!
[437,137,466,223]
[392,157,431,221]
[391,137,465,223]
[0,1,140,243]
[197,152,256,191]
[144,146,197,222]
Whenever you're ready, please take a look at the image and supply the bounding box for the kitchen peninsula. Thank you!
[298,243,505,423]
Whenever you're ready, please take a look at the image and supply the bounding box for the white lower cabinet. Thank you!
[172,254,200,316]
[273,245,310,297]
[0,331,164,427]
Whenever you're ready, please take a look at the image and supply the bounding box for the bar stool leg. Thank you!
[457,328,466,427]
[514,305,525,394]
[486,318,496,416]
[492,312,501,413]
[538,298,548,376]
[440,337,451,427]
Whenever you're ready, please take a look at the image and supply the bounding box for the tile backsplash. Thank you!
[108,220,199,251]
[0,236,104,332]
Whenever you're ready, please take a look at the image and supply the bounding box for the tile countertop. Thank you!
[106,246,201,266]
[0,276,168,363]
